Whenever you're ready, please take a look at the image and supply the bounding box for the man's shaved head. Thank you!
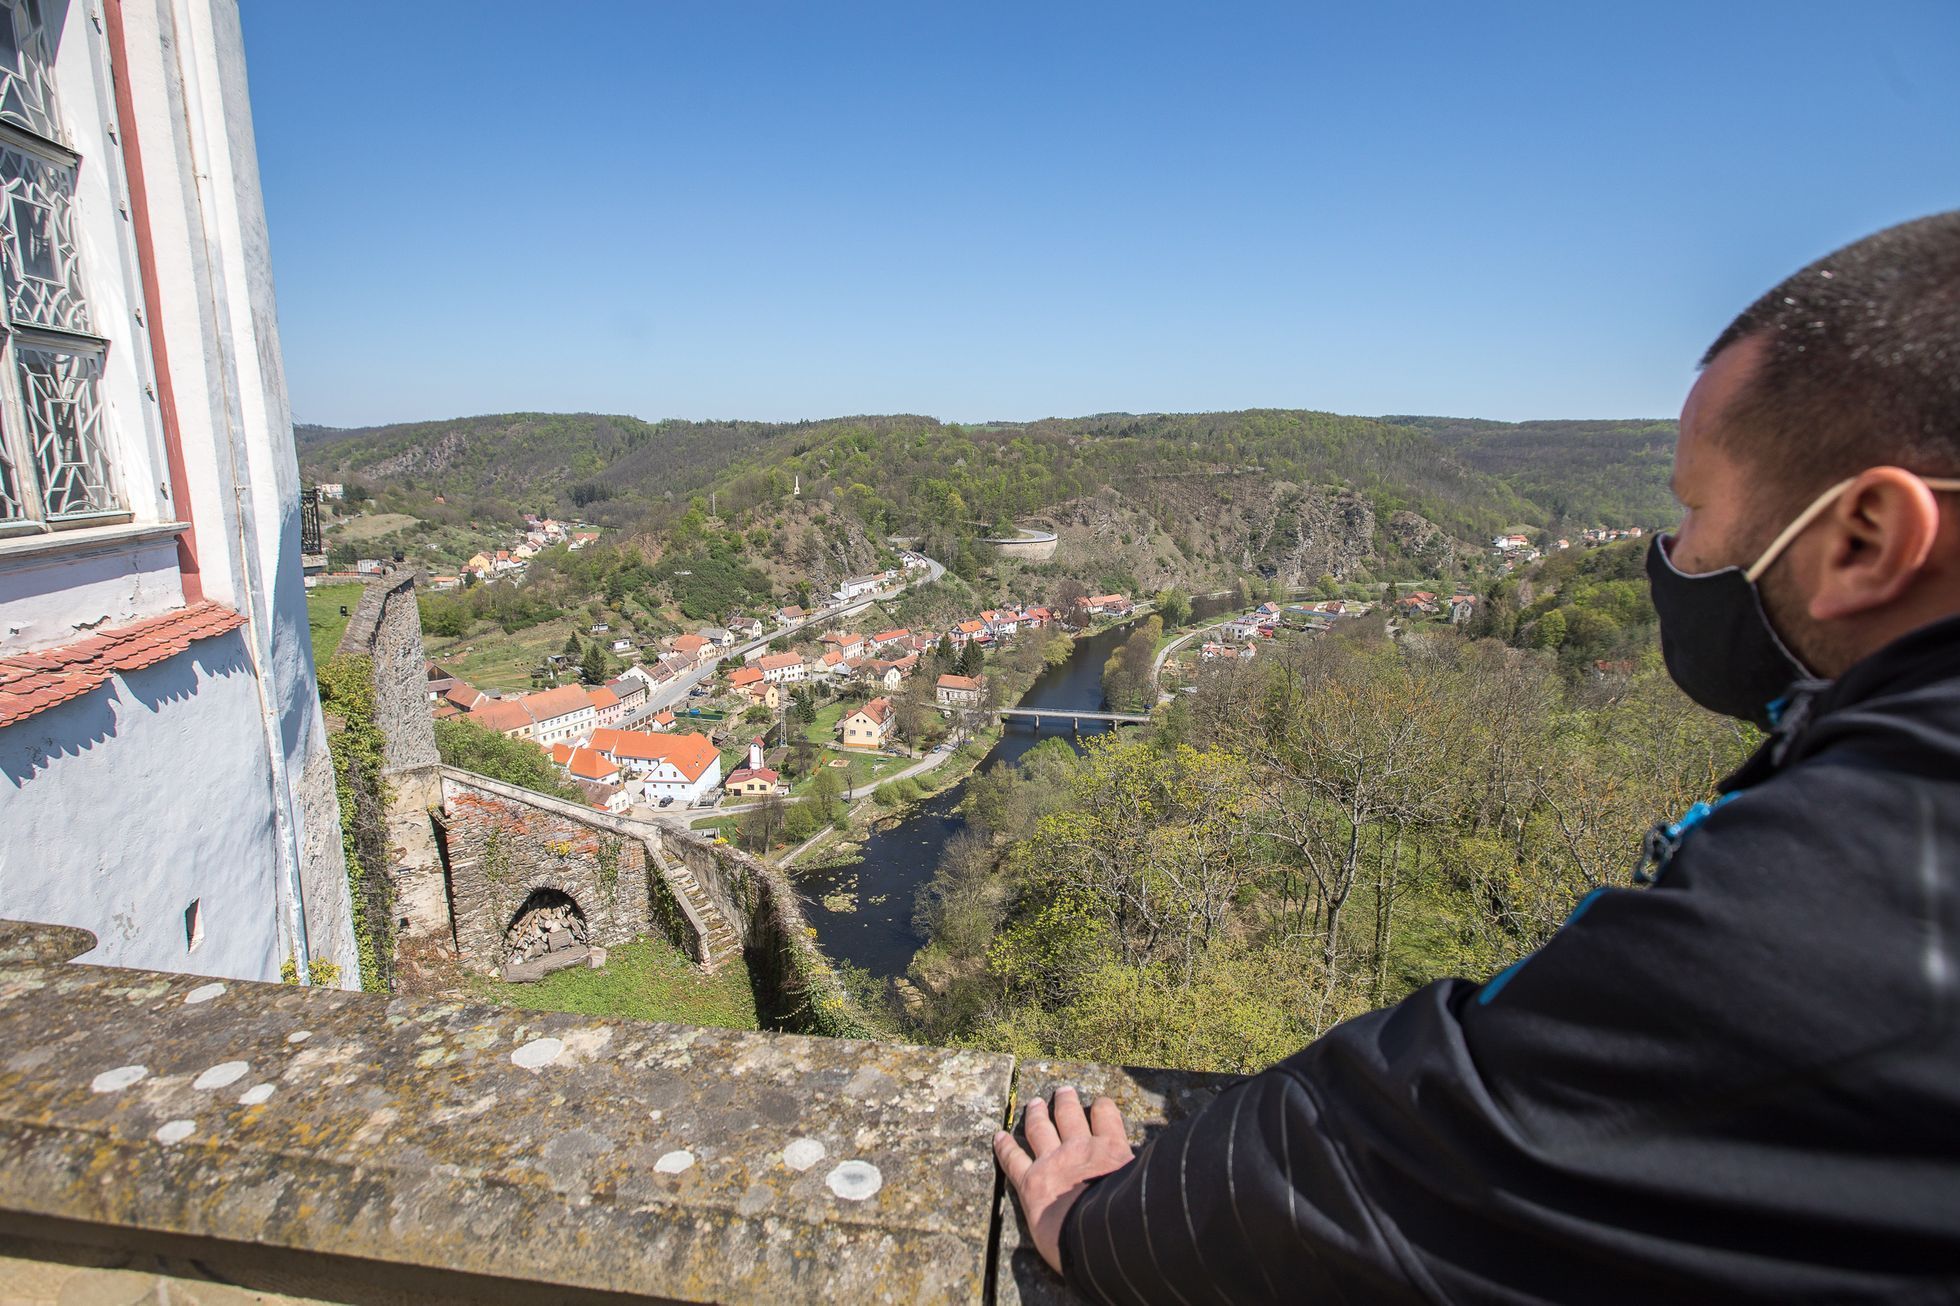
[1702,211,1960,521]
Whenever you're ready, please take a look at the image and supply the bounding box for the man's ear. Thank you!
[1806,467,1942,622]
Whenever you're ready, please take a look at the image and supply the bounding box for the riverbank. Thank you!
[787,617,1153,981]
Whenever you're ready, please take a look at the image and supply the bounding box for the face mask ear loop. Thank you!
[1744,478,1857,584]
[1743,474,1960,583]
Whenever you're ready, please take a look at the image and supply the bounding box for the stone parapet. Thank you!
[0,918,1248,1304]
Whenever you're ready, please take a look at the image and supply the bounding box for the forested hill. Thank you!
[296,413,810,509]
[299,407,1676,592]
[1381,416,1678,529]
[300,409,1673,533]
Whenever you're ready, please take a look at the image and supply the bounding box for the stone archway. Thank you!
[501,887,589,980]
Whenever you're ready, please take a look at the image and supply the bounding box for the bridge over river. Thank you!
[994,706,1152,728]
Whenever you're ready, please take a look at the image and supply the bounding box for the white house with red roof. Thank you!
[937,674,985,707]
[757,651,807,684]
[724,738,781,797]
[819,630,867,659]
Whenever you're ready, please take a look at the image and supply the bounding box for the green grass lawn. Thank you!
[327,510,420,542]
[803,700,848,744]
[428,618,606,694]
[306,582,367,662]
[471,934,758,1031]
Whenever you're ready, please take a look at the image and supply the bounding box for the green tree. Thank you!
[434,718,581,801]
[811,762,846,823]
[1527,608,1568,650]
[579,643,608,685]
[1155,587,1192,629]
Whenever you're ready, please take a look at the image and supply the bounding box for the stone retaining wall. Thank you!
[334,571,439,776]
[434,770,668,971]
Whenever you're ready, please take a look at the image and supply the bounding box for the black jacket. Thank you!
[1061,618,1960,1303]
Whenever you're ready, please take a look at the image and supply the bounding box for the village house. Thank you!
[649,709,677,731]
[669,633,712,667]
[425,661,461,703]
[697,626,734,649]
[724,739,781,797]
[1222,617,1262,641]
[864,660,904,693]
[1493,533,1532,552]
[1395,591,1440,616]
[774,604,807,625]
[640,732,722,806]
[817,649,849,679]
[867,628,910,651]
[1201,643,1259,662]
[757,651,807,684]
[725,665,781,709]
[1085,594,1133,617]
[570,531,599,549]
[727,615,764,640]
[937,673,985,708]
[980,610,1019,637]
[466,697,537,739]
[619,663,664,695]
[606,676,649,716]
[549,744,623,790]
[468,683,595,746]
[585,685,625,729]
[833,573,886,603]
[951,619,987,646]
[1448,594,1478,625]
[839,697,895,749]
[435,682,493,719]
[820,630,867,659]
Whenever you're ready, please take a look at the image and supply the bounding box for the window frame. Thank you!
[0,4,127,539]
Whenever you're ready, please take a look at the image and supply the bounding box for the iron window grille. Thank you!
[0,0,122,535]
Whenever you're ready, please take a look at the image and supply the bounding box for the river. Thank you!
[790,593,1240,980]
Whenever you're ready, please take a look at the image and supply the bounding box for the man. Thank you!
[995,212,1960,1302]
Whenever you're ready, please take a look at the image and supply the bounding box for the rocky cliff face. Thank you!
[1384,509,1455,576]
[754,500,887,593]
[1035,479,1437,591]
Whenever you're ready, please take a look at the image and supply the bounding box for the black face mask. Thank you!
[1643,476,1879,728]
[1646,532,1815,730]
[1647,472,1960,728]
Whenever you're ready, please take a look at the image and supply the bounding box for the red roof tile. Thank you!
[0,602,247,729]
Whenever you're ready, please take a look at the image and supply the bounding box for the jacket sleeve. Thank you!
[1057,766,1946,1304]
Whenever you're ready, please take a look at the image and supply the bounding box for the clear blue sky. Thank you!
[239,2,1959,429]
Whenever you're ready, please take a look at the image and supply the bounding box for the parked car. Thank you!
[658,796,673,807]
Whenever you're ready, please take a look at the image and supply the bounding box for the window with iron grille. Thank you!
[0,0,120,533]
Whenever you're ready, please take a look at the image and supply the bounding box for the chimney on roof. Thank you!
[750,737,764,770]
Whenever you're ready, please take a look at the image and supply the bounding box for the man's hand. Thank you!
[993,1085,1136,1276]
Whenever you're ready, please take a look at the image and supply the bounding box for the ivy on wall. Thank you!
[316,653,393,991]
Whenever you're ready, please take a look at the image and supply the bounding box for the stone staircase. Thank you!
[651,845,744,972]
